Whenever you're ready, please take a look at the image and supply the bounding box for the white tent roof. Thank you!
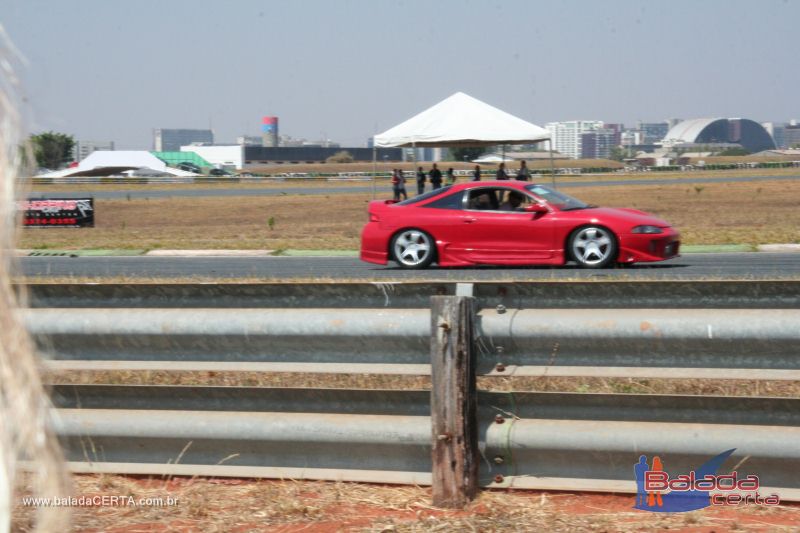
[373,92,550,148]
[36,151,197,178]
[472,154,514,163]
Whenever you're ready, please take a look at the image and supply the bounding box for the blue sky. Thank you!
[2,0,797,148]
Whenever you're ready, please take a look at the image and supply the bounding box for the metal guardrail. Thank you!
[27,280,800,380]
[29,307,800,379]
[23,280,800,309]
[49,385,800,500]
[28,281,800,504]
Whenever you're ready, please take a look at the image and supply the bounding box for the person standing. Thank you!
[515,160,531,181]
[446,167,456,185]
[429,163,443,189]
[496,162,509,180]
[391,169,407,201]
[472,164,481,181]
[415,166,426,195]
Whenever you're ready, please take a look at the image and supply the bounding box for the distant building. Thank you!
[276,134,340,148]
[403,147,446,162]
[621,130,643,147]
[72,140,115,162]
[181,145,243,170]
[237,135,263,146]
[301,140,340,148]
[243,146,402,166]
[261,116,279,147]
[782,122,800,149]
[580,129,618,159]
[545,121,604,159]
[154,129,214,152]
[753,149,800,158]
[638,122,670,144]
[661,118,775,153]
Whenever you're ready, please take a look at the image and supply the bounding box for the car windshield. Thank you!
[525,184,590,210]
[396,185,454,206]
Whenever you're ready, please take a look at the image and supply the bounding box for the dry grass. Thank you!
[44,370,800,398]
[12,473,800,532]
[570,179,800,246]
[20,192,373,251]
[17,179,800,252]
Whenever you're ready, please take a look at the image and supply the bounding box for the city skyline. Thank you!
[2,0,798,149]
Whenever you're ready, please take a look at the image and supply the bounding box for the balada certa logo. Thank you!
[634,449,780,512]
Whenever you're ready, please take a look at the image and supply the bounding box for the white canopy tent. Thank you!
[373,92,550,147]
[371,92,554,193]
[36,151,198,178]
[472,154,515,164]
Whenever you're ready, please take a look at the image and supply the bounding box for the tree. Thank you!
[608,146,625,162]
[449,147,485,163]
[609,145,635,162]
[325,150,353,164]
[29,131,75,169]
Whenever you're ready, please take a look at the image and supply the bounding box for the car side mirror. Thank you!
[524,203,548,214]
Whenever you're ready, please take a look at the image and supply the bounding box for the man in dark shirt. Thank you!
[496,162,509,180]
[515,160,531,181]
[471,165,481,181]
[415,166,426,195]
[429,163,443,189]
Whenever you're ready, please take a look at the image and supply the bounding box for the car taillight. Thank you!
[369,213,379,222]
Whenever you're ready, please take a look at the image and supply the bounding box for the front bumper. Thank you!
[618,229,681,263]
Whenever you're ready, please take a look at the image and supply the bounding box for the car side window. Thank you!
[422,191,465,210]
[466,189,499,210]
[467,187,538,212]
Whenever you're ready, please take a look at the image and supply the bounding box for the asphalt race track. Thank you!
[30,174,800,200]
[18,252,800,281]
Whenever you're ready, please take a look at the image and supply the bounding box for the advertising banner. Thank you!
[19,198,94,228]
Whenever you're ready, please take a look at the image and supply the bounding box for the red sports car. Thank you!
[360,181,680,269]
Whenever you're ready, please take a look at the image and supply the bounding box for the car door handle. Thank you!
[463,217,477,224]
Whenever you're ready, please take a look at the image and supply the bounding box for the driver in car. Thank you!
[499,191,524,211]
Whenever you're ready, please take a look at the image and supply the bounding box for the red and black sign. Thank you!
[19,198,94,228]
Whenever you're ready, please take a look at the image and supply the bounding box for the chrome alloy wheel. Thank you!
[392,230,433,268]
[571,226,614,267]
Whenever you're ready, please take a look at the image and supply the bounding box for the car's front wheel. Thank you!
[568,226,617,268]
[391,229,435,269]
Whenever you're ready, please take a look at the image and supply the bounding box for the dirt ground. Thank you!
[12,474,800,532]
[17,179,800,251]
[46,371,800,398]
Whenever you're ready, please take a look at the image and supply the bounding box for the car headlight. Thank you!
[632,225,663,234]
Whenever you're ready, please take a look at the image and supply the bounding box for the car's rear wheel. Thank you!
[568,226,617,268]
[391,229,435,269]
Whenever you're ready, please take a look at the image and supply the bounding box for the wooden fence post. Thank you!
[430,295,478,508]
